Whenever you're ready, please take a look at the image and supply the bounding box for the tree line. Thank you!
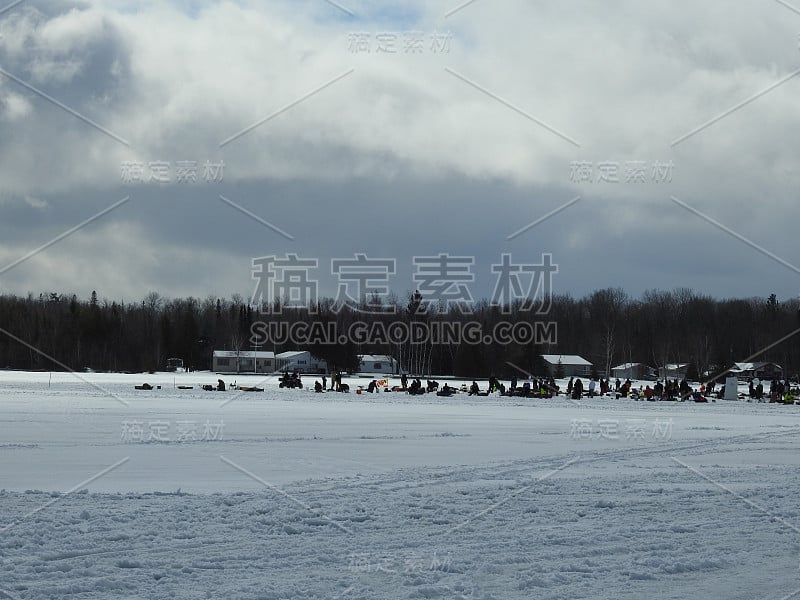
[0,289,797,380]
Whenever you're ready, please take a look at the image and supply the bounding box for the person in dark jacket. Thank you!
[572,378,583,400]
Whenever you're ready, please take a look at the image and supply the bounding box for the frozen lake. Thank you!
[2,370,800,598]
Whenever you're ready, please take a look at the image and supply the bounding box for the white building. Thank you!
[541,355,593,378]
[276,351,328,374]
[611,363,657,380]
[659,363,689,379]
[213,350,276,374]
[357,354,399,375]
[729,361,782,381]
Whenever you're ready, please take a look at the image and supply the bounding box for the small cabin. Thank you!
[659,364,689,380]
[611,363,656,380]
[276,351,328,374]
[729,361,783,381]
[541,355,593,378]
[357,354,399,374]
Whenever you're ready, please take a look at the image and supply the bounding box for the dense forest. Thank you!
[0,289,797,380]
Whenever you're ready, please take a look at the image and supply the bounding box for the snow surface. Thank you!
[2,370,800,598]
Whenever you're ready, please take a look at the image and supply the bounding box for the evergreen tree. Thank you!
[554,359,565,379]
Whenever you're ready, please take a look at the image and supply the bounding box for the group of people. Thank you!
[566,376,615,400]
[310,375,446,395]
[292,372,799,404]
[312,371,349,393]
[327,371,348,392]
[749,377,797,403]
[407,378,437,395]
[501,376,559,398]
[638,379,709,402]
[564,376,711,402]
[363,378,456,395]
[646,379,694,400]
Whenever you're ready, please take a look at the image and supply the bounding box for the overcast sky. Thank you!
[0,0,799,306]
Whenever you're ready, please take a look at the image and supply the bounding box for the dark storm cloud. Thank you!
[1,172,796,303]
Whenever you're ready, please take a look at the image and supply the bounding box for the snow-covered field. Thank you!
[2,370,800,599]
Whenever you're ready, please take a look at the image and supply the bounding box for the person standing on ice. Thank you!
[588,378,597,397]
[679,379,691,399]
[572,378,583,400]
[332,371,341,391]
[566,377,574,397]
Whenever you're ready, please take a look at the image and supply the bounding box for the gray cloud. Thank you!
[0,0,798,303]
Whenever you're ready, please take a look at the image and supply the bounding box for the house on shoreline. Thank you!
[357,354,399,375]
[611,363,657,380]
[729,361,782,381]
[276,351,328,374]
[541,355,593,378]
[659,363,689,379]
[212,350,327,374]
